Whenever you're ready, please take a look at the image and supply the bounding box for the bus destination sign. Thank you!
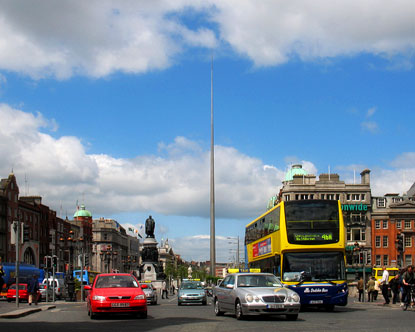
[293,232,333,242]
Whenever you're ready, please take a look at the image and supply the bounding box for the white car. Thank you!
[213,273,301,320]
[42,278,65,299]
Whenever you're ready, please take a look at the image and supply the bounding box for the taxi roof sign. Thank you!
[228,268,261,273]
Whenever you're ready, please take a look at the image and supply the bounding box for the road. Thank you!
[1,296,415,332]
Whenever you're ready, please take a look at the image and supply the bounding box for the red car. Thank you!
[7,283,29,302]
[85,273,147,319]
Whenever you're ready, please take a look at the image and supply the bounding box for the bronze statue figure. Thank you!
[145,215,155,238]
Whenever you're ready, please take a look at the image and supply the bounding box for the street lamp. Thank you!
[227,236,241,268]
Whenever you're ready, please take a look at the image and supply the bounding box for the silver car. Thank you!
[141,283,158,305]
[39,283,54,301]
[213,273,301,320]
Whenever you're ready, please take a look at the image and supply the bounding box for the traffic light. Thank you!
[52,255,58,268]
[23,224,30,242]
[396,234,404,253]
[44,256,52,269]
[84,254,89,267]
[359,252,364,264]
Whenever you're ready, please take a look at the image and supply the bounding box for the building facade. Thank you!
[371,192,415,268]
[279,165,372,266]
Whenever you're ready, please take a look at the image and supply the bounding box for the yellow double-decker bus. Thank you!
[245,200,348,310]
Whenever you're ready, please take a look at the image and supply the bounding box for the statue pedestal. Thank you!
[140,237,159,282]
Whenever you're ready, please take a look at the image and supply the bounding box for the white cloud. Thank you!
[367,107,376,118]
[0,104,285,220]
[0,1,413,79]
[361,121,379,133]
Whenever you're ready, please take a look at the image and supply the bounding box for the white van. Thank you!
[42,278,65,299]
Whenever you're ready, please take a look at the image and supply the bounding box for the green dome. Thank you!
[74,204,92,218]
[285,164,308,181]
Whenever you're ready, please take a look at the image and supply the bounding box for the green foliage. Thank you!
[74,278,81,292]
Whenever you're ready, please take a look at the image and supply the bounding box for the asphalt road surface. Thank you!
[1,296,415,332]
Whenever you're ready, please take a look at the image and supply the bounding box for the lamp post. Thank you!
[227,236,241,268]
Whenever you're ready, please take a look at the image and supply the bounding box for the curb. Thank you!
[0,304,56,319]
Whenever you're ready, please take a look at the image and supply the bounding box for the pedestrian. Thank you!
[389,274,400,304]
[357,277,364,302]
[367,276,375,302]
[27,274,39,305]
[379,266,390,305]
[162,280,169,299]
[0,265,5,294]
[171,284,175,295]
[374,278,380,301]
[402,265,414,310]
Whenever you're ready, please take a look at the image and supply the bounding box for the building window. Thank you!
[352,194,360,201]
[284,195,290,201]
[366,252,371,265]
[383,255,389,266]
[404,220,412,229]
[405,255,412,267]
[382,220,388,229]
[361,194,365,201]
[295,194,299,200]
[327,194,335,200]
[376,255,381,266]
[377,198,386,208]
[347,229,351,241]
[300,194,309,200]
[383,236,388,248]
[310,194,314,199]
[347,194,351,201]
[397,220,402,229]
[336,194,340,200]
[103,233,108,240]
[375,220,381,229]
[351,228,365,241]
[375,236,381,248]
[405,236,412,248]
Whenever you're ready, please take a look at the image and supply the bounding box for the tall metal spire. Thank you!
[210,54,216,276]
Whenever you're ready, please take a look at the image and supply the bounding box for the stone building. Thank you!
[371,190,415,268]
[91,218,140,273]
[279,164,372,266]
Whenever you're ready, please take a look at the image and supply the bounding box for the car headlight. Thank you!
[245,294,261,303]
[134,294,146,300]
[287,293,300,303]
[92,295,106,302]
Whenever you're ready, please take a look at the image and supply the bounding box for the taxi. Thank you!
[213,272,300,320]
[85,273,147,319]
[178,279,207,306]
[141,281,158,305]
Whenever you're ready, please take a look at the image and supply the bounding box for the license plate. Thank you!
[309,300,323,304]
[268,304,284,309]
[111,302,130,307]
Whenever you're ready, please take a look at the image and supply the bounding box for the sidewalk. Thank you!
[0,300,61,319]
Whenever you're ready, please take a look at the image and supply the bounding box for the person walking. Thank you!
[402,265,414,310]
[389,274,400,304]
[0,265,5,294]
[162,280,169,299]
[27,274,39,305]
[379,266,390,305]
[367,277,376,302]
[373,278,380,301]
[357,277,364,302]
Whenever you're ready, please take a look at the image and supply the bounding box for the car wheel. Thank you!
[214,298,224,316]
[178,301,182,306]
[90,310,96,320]
[139,311,147,319]
[235,300,244,320]
[286,314,298,321]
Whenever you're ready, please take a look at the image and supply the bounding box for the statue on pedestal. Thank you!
[145,215,155,238]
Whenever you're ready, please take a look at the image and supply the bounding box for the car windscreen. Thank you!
[237,275,281,287]
[95,275,139,288]
[180,282,203,289]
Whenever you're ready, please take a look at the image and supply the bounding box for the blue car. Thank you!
[178,280,207,306]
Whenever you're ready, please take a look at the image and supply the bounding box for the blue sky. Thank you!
[0,1,414,262]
